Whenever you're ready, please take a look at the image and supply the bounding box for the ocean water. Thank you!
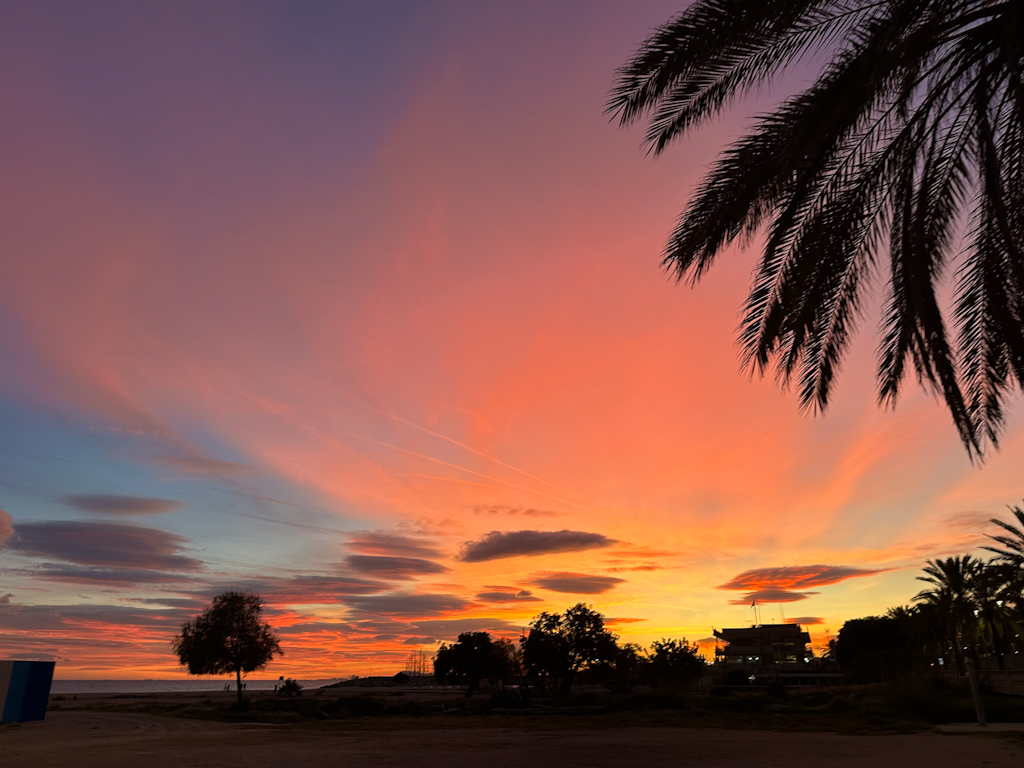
[51,678,343,694]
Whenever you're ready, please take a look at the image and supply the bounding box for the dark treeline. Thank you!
[434,603,705,697]
[835,506,1024,682]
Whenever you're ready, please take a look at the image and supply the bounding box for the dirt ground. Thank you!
[3,707,1022,768]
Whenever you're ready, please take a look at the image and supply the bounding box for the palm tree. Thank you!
[984,503,1024,636]
[609,1,1024,458]
[914,555,983,672]
[984,502,1024,567]
[820,637,839,664]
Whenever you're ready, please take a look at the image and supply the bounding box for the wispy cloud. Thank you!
[344,555,449,580]
[345,531,444,559]
[222,575,390,603]
[471,505,562,518]
[151,453,252,476]
[605,562,663,572]
[63,494,183,516]
[344,593,471,618]
[14,564,200,585]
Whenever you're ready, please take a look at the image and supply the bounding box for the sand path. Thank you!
[2,711,1020,767]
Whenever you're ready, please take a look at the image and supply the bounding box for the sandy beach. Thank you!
[2,692,1021,768]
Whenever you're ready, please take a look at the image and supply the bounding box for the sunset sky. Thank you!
[1,1,1022,679]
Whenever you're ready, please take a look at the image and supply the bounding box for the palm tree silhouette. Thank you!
[820,637,839,663]
[609,1,1024,458]
[984,503,1024,567]
[983,503,1024,635]
[914,555,983,673]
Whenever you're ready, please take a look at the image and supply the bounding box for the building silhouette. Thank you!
[711,624,840,687]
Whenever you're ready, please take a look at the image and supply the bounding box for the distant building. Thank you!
[710,624,841,687]
[713,624,812,667]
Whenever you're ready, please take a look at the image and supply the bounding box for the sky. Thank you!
[1,0,1023,680]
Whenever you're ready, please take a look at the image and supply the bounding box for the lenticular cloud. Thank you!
[457,529,616,562]
[718,564,885,604]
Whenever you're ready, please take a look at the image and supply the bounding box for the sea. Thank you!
[50,678,344,694]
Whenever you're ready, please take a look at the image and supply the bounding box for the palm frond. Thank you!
[612,0,1024,456]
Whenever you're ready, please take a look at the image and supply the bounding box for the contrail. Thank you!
[314,381,588,502]
[393,473,497,488]
[337,429,585,508]
[236,391,584,507]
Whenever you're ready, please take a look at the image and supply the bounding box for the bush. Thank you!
[278,679,303,697]
[885,677,976,723]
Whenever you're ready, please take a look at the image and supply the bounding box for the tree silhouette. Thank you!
[820,637,839,663]
[521,603,618,694]
[648,638,706,688]
[172,591,282,706]
[609,1,1024,458]
[433,631,505,698]
[834,613,919,682]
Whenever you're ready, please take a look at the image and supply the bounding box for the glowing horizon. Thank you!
[1,0,1022,680]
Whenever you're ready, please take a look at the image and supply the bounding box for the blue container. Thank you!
[0,661,56,723]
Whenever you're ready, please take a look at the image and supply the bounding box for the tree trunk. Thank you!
[991,627,1006,670]
[236,668,243,707]
[950,625,966,677]
[559,669,576,697]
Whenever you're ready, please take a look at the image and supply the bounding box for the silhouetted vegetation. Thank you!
[277,678,302,697]
[431,603,706,698]
[172,591,282,707]
[647,638,707,689]
[521,604,621,695]
[835,506,1024,680]
[433,632,520,697]
[609,1,1024,457]
[58,676,1024,731]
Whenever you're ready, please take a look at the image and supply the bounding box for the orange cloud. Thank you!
[718,565,886,604]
